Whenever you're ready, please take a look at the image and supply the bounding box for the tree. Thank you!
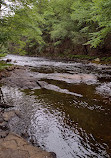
[1,0,111,55]
[0,0,44,54]
[87,0,111,47]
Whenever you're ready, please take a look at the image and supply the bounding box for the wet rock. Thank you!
[0,122,9,131]
[36,81,42,88]
[0,120,6,126]
[1,67,41,89]
[0,130,9,138]
[21,132,29,139]
[0,70,9,78]
[2,110,19,121]
[15,110,22,118]
[38,81,83,97]
[29,135,40,147]
[0,133,56,158]
[49,152,57,158]
[6,59,12,62]
[6,65,15,71]
[0,116,4,124]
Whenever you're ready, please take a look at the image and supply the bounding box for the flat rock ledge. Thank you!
[0,133,55,158]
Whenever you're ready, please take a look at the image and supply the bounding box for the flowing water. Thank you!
[1,54,111,158]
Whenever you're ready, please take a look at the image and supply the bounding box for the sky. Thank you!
[1,0,19,17]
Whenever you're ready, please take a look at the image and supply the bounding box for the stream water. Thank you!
[1,54,111,158]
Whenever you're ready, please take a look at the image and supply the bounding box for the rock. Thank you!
[2,110,18,121]
[0,133,56,158]
[94,58,100,62]
[0,130,9,138]
[6,65,15,71]
[1,67,41,89]
[36,81,42,88]
[21,132,29,139]
[49,152,57,158]
[0,147,30,158]
[0,70,9,78]
[0,122,9,131]
[15,110,22,118]
[0,116,4,124]
[0,121,7,127]
[29,135,40,147]
[6,59,12,62]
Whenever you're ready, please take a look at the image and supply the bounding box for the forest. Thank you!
[0,0,111,57]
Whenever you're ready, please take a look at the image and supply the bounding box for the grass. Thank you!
[0,53,7,58]
[0,53,12,70]
[0,53,10,70]
[0,61,12,70]
[68,54,97,60]
[101,57,111,62]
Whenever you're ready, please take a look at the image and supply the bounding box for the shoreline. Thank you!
[0,65,56,158]
[22,54,111,65]
[1,53,111,66]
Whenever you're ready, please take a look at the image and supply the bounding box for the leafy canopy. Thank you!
[0,0,111,54]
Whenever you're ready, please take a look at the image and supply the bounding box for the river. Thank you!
[1,54,111,158]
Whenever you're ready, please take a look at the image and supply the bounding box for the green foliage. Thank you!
[0,53,7,57]
[87,0,111,47]
[53,41,61,46]
[0,45,8,54]
[49,0,74,41]
[68,54,96,60]
[101,56,111,61]
[0,0,44,54]
[0,61,12,70]
[0,0,111,55]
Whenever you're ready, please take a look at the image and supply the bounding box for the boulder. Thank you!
[0,133,56,158]
[6,59,12,63]
[6,65,15,71]
[94,58,100,62]
[2,110,19,121]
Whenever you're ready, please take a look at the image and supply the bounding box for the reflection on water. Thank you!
[1,55,111,158]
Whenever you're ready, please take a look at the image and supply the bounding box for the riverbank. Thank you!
[0,65,56,158]
[37,54,111,65]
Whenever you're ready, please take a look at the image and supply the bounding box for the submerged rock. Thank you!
[2,110,19,121]
[6,59,12,62]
